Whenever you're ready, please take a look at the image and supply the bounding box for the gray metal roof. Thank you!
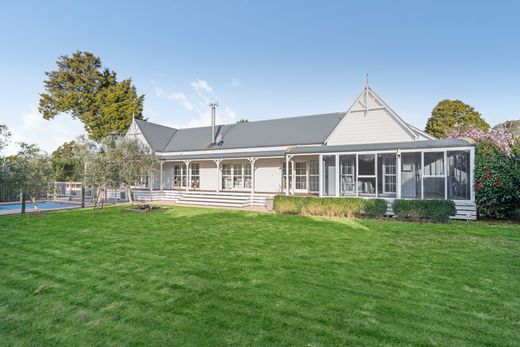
[134,119,176,151]
[290,138,474,154]
[158,139,473,161]
[135,112,344,152]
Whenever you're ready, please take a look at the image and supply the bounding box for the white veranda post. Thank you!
[214,159,222,193]
[159,161,164,192]
[249,157,257,206]
[285,155,293,195]
[183,160,191,192]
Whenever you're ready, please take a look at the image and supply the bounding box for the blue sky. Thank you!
[0,0,519,154]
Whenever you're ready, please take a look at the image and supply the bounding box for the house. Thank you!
[126,84,476,219]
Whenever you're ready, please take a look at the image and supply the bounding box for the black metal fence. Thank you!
[0,182,129,216]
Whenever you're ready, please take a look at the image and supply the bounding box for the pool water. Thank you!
[0,201,80,212]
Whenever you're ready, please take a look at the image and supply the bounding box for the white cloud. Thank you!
[154,80,237,129]
[227,78,243,88]
[190,79,213,93]
[3,106,85,156]
[155,88,194,111]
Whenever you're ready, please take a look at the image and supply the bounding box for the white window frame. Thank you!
[339,154,356,195]
[381,154,397,195]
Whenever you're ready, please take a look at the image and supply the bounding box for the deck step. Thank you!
[176,200,249,208]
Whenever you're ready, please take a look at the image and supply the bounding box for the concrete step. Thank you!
[176,200,249,208]
[178,196,250,204]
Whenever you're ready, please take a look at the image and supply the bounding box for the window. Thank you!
[448,151,470,200]
[244,164,252,189]
[340,155,356,195]
[233,164,243,188]
[378,154,396,197]
[424,152,445,199]
[295,162,307,190]
[322,156,336,196]
[309,160,319,192]
[173,164,185,188]
[191,163,200,188]
[222,164,232,189]
[222,163,251,190]
[282,162,293,191]
[358,154,376,196]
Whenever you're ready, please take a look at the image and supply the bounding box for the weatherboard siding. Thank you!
[254,158,283,193]
[327,108,414,145]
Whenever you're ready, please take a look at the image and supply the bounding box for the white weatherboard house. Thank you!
[126,85,476,219]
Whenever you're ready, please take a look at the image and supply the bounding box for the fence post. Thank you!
[20,190,26,214]
[81,185,85,208]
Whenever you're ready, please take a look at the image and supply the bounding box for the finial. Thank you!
[365,73,369,89]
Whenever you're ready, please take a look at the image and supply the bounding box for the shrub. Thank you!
[393,199,456,223]
[362,199,388,218]
[474,142,520,219]
[273,196,387,219]
[272,195,305,214]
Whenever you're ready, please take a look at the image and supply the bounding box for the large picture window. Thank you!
[222,163,251,190]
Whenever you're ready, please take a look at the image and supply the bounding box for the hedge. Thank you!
[392,199,456,223]
[273,196,388,219]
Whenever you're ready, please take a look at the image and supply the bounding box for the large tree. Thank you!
[113,138,157,204]
[425,100,490,138]
[493,120,520,136]
[51,141,83,182]
[10,144,53,211]
[0,124,10,153]
[39,51,144,141]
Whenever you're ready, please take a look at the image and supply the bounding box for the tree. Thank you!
[10,144,53,212]
[425,100,490,138]
[113,138,157,204]
[51,141,82,182]
[0,124,10,153]
[39,51,144,141]
[493,120,520,136]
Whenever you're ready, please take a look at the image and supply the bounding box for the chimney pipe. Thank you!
[209,102,218,144]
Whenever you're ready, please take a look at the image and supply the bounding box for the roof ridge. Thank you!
[141,112,345,132]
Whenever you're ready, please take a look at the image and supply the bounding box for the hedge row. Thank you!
[273,196,388,218]
[392,199,456,223]
[273,196,457,223]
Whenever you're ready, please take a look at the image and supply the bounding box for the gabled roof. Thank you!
[134,112,344,152]
[134,119,176,151]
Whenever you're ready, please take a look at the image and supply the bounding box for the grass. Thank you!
[0,205,519,346]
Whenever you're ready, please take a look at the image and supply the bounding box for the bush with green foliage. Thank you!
[474,142,520,218]
[392,199,456,223]
[273,196,387,219]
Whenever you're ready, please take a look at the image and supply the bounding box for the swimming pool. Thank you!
[0,201,81,214]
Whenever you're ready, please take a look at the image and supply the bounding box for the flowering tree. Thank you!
[447,125,520,218]
[447,125,517,156]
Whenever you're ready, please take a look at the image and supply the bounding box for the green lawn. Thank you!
[1,206,519,346]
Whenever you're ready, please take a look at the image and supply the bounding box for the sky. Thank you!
[0,0,519,155]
